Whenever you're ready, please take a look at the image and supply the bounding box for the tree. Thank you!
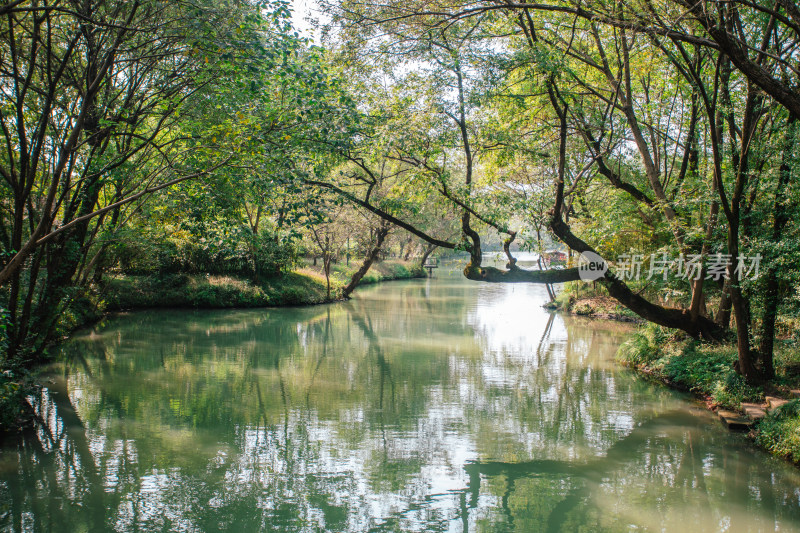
[316,0,800,382]
[0,0,307,360]
[341,217,391,298]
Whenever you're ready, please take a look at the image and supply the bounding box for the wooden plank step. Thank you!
[766,396,789,410]
[718,410,753,430]
[741,403,767,420]
[790,390,800,399]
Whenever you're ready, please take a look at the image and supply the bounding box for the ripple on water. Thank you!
[1,274,799,532]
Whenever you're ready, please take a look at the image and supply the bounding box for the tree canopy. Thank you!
[1,0,799,385]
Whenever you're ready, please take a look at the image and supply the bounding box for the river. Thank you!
[1,273,799,532]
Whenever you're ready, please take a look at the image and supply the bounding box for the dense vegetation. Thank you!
[310,0,800,386]
[2,0,800,455]
[618,322,800,463]
[0,0,436,368]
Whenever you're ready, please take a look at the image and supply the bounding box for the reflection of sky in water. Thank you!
[1,276,800,532]
[467,282,636,451]
[468,282,566,361]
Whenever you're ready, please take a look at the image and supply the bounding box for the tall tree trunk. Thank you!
[716,280,732,328]
[724,83,762,383]
[690,183,719,320]
[758,114,797,379]
[403,237,414,261]
[323,254,331,301]
[462,82,725,340]
[546,82,725,342]
[342,222,391,299]
[727,228,758,381]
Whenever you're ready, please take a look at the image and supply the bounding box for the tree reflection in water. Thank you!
[1,275,799,532]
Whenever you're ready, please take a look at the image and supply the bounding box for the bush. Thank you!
[663,347,763,408]
[552,289,574,311]
[55,291,105,339]
[616,325,763,409]
[755,400,800,464]
[0,369,34,432]
[112,224,299,279]
[105,271,334,310]
[616,323,668,366]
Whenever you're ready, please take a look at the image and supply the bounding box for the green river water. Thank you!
[1,273,799,532]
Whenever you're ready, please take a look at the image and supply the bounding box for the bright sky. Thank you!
[291,0,323,41]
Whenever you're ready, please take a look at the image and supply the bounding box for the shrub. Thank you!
[55,291,105,338]
[112,224,299,279]
[659,344,762,406]
[552,289,574,311]
[755,400,800,464]
[616,323,668,366]
[616,325,764,409]
[0,369,34,432]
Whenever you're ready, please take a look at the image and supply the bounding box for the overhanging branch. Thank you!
[302,179,458,249]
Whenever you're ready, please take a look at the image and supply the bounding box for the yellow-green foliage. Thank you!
[305,260,425,287]
[104,261,425,310]
[616,322,669,366]
[352,261,424,285]
[551,288,575,310]
[105,272,331,309]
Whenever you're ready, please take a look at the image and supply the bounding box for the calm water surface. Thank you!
[1,274,799,532]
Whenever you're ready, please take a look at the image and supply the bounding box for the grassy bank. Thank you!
[105,272,331,309]
[545,283,642,322]
[104,260,425,310]
[0,260,425,434]
[301,260,427,288]
[617,323,800,465]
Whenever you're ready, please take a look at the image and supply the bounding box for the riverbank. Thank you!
[617,323,800,465]
[544,288,643,323]
[0,260,425,434]
[103,260,426,310]
[5,273,800,529]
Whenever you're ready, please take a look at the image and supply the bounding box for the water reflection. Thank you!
[0,274,798,532]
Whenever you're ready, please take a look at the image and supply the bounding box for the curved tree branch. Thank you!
[302,178,458,249]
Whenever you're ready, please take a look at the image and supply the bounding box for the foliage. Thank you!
[313,0,800,385]
[755,401,800,464]
[0,309,35,432]
[337,261,424,285]
[662,346,764,408]
[2,0,800,402]
[0,0,344,365]
[0,369,33,432]
[112,224,299,278]
[617,323,670,367]
[617,325,764,409]
[102,260,424,311]
[546,284,641,320]
[54,292,106,340]
[548,288,575,312]
[104,273,330,309]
